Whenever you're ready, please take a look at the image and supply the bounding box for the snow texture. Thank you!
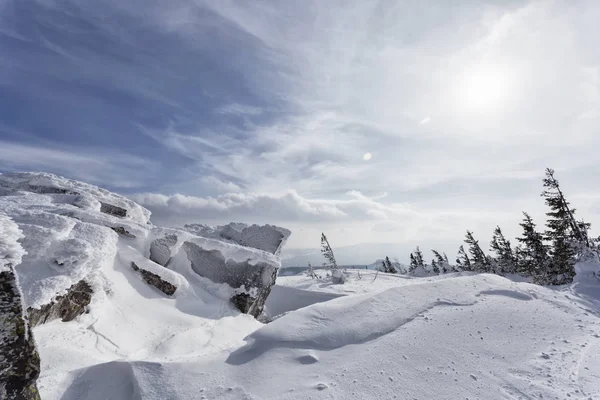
[0,215,26,272]
[184,223,291,255]
[3,172,600,400]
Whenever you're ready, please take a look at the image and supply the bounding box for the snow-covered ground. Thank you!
[2,172,600,400]
[46,267,600,400]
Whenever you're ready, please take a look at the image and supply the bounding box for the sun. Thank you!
[458,64,513,112]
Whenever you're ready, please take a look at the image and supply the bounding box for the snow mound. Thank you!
[57,271,600,400]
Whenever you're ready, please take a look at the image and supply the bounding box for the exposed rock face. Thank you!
[100,202,127,218]
[183,241,278,317]
[149,234,178,266]
[28,280,93,327]
[111,226,136,238]
[0,264,41,400]
[184,223,291,255]
[131,262,177,296]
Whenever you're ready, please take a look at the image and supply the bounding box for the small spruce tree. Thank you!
[432,250,451,273]
[465,231,491,273]
[516,212,550,283]
[542,168,579,284]
[321,233,345,284]
[385,256,397,273]
[490,226,516,274]
[431,259,440,274]
[409,254,418,273]
[456,245,471,271]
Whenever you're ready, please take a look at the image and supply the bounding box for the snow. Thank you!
[184,222,291,255]
[2,172,600,400]
[41,268,600,400]
[0,214,26,270]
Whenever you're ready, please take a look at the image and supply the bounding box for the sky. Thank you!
[1,0,599,262]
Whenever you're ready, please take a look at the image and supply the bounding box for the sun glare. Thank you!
[458,64,512,112]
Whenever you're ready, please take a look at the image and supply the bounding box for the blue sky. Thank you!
[1,1,600,259]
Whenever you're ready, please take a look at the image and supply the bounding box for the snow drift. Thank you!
[2,172,600,400]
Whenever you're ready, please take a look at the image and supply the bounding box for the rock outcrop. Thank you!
[184,223,291,255]
[28,280,93,327]
[183,241,278,317]
[0,264,41,400]
[111,226,136,238]
[149,234,178,266]
[131,262,177,296]
[100,202,128,218]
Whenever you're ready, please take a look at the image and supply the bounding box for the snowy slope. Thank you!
[53,268,600,400]
[2,172,600,400]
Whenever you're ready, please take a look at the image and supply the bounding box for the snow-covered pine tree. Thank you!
[432,250,451,273]
[431,259,440,274]
[409,247,427,274]
[385,256,397,273]
[542,169,578,285]
[516,212,550,283]
[465,231,491,273]
[415,246,427,273]
[321,233,345,284]
[542,168,589,247]
[456,245,471,271]
[490,226,516,274]
[409,253,418,273]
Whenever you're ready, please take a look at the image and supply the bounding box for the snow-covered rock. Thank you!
[149,233,178,266]
[0,172,290,399]
[182,240,278,317]
[0,215,40,400]
[0,172,286,317]
[184,223,291,255]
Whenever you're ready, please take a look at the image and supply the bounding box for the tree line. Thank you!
[320,168,597,286]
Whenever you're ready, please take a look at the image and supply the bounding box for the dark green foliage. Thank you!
[409,247,427,273]
[456,245,471,271]
[465,231,491,273]
[431,259,440,274]
[383,256,397,273]
[409,254,418,273]
[432,250,451,273]
[541,168,578,284]
[490,226,516,274]
[516,212,550,282]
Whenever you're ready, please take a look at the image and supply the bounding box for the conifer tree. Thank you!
[465,231,491,272]
[385,256,397,273]
[432,250,450,273]
[456,245,471,271]
[321,233,345,283]
[431,259,440,274]
[409,253,418,273]
[542,169,578,284]
[542,168,588,246]
[490,226,516,274]
[409,247,427,273]
[516,212,550,283]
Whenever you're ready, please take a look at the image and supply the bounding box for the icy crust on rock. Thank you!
[0,172,151,225]
[0,214,26,272]
[183,223,291,255]
[0,172,284,313]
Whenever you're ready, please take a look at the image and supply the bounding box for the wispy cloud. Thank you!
[2,0,600,258]
[0,140,159,189]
